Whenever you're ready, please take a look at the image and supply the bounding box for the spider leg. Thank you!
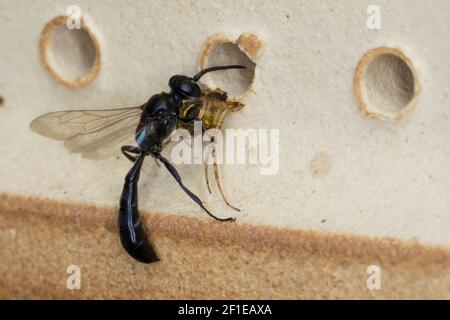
[204,145,213,194]
[211,143,241,212]
[226,101,245,112]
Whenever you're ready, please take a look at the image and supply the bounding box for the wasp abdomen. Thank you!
[118,153,159,263]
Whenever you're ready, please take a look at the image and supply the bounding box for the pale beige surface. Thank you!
[0,0,449,299]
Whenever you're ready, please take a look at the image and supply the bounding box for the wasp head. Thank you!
[169,65,246,101]
[169,75,201,100]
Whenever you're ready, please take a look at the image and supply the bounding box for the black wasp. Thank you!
[30,65,245,263]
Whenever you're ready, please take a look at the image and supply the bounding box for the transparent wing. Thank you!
[30,106,143,160]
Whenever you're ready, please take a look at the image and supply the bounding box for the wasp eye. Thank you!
[179,82,193,93]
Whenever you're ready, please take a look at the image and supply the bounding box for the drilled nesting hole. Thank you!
[40,16,100,88]
[365,54,415,113]
[355,47,419,120]
[49,25,96,80]
[0,96,4,107]
[203,42,256,97]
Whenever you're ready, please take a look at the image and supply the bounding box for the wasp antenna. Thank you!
[193,65,246,82]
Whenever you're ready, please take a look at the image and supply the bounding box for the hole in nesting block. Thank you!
[0,96,4,107]
[354,47,420,121]
[200,39,256,98]
[39,16,101,88]
[365,55,414,112]
[49,25,96,80]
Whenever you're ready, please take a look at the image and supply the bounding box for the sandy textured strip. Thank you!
[0,193,449,299]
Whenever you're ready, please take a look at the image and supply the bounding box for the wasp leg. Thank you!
[152,151,235,222]
[121,145,141,162]
[153,157,161,167]
[211,144,241,212]
[122,145,161,167]
[177,117,201,127]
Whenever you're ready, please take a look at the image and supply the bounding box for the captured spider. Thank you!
[178,88,244,211]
